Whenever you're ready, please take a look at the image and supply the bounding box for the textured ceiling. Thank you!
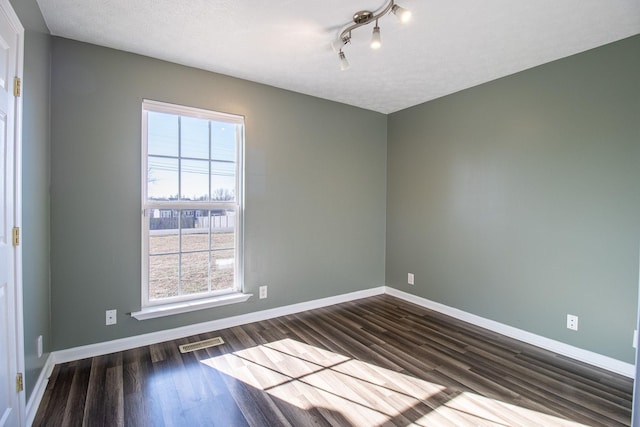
[37,0,640,113]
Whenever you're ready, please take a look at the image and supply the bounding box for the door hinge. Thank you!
[16,373,23,393]
[13,77,20,97]
[12,227,19,246]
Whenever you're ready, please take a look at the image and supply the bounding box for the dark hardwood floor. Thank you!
[34,295,633,426]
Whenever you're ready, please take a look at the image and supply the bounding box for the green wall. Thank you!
[9,0,48,34]
[386,35,640,363]
[49,38,387,350]
[11,0,52,400]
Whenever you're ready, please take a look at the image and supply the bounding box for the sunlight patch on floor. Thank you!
[201,338,589,426]
[417,391,589,426]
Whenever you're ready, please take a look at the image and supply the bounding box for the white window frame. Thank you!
[133,100,249,320]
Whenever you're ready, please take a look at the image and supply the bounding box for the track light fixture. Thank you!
[333,0,412,70]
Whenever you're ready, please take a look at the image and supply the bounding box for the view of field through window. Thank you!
[148,210,236,300]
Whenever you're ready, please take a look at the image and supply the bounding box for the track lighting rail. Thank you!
[333,0,412,70]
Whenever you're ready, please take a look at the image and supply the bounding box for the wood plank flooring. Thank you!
[34,295,633,426]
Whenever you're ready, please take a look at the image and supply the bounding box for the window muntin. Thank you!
[142,100,244,307]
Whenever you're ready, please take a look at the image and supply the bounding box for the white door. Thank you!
[0,0,22,426]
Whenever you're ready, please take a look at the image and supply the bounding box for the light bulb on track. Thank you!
[392,4,412,23]
[371,25,382,49]
[339,50,350,71]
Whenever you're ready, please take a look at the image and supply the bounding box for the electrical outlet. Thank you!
[106,309,117,326]
[259,286,268,299]
[633,330,638,349]
[37,335,43,358]
[566,314,578,331]
[408,273,414,285]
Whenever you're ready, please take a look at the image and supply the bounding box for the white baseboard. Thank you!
[26,353,55,427]
[384,287,635,378]
[52,286,386,364]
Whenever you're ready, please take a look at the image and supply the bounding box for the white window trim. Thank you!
[131,292,252,320]
[139,99,248,319]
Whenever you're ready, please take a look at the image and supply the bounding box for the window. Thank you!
[138,100,246,317]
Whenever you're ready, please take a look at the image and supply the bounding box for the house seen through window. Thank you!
[141,100,244,307]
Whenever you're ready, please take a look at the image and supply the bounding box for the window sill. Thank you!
[131,292,253,320]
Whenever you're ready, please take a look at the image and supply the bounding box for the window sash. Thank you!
[142,208,240,307]
[141,100,244,309]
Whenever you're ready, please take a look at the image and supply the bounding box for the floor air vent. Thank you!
[179,337,224,353]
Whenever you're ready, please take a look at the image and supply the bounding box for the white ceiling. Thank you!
[36,0,640,114]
